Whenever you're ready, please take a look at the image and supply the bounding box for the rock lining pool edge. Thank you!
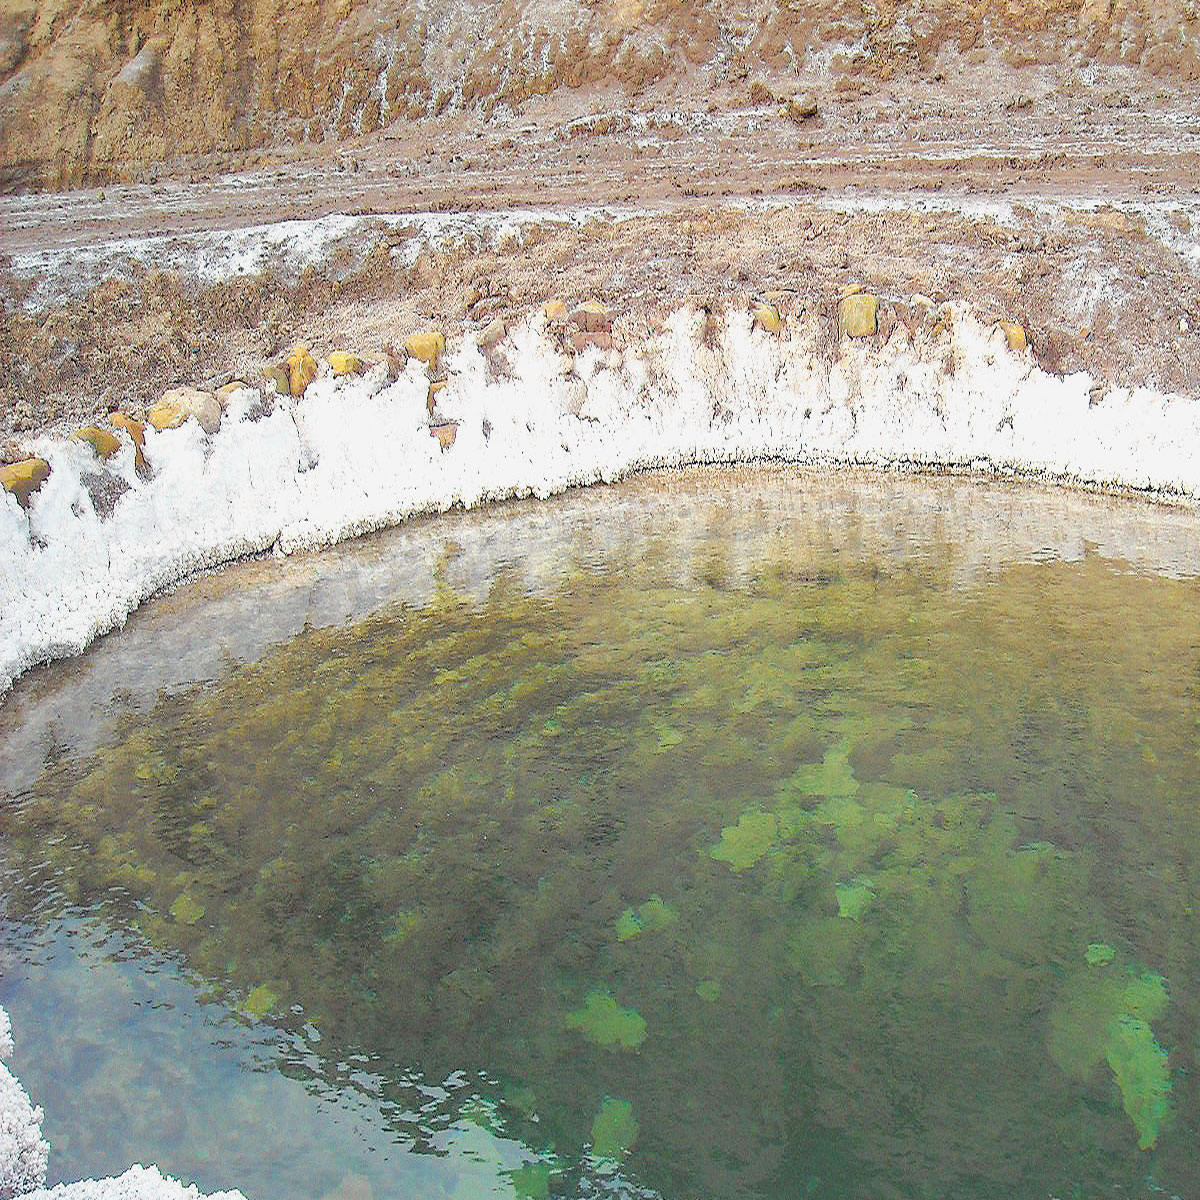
[3,301,1197,703]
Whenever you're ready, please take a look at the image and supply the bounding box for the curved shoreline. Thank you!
[3,301,1200,700]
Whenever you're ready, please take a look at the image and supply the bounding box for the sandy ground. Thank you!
[2,67,1199,451]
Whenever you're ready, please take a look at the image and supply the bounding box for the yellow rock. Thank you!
[839,292,879,338]
[405,330,445,367]
[840,282,864,299]
[753,302,782,335]
[287,344,319,396]
[328,351,364,377]
[0,457,50,507]
[108,412,146,470]
[544,300,569,321]
[215,380,251,406]
[1000,321,1027,352]
[263,364,291,395]
[430,422,458,451]
[149,387,221,434]
[73,425,122,460]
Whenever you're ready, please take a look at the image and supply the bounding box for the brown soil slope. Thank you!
[2,0,1198,189]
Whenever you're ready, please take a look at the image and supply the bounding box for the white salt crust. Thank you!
[3,304,1200,700]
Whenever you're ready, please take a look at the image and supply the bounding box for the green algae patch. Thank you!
[1050,965,1172,1149]
[696,979,721,1003]
[784,738,859,799]
[615,894,678,941]
[1106,1015,1172,1150]
[169,892,205,926]
[507,1163,554,1199]
[244,984,280,1019]
[708,809,779,870]
[590,1096,639,1159]
[1086,942,1117,967]
[656,726,684,751]
[835,877,876,921]
[565,991,647,1049]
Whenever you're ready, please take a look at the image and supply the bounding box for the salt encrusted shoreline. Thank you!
[3,301,1199,700]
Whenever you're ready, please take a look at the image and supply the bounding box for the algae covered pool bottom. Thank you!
[2,466,1200,1200]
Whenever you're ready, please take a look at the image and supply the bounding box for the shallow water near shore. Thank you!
[2,466,1200,1200]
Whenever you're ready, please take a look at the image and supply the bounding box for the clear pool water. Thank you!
[2,468,1199,1200]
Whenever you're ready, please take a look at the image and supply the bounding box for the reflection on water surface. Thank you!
[2,468,1199,1200]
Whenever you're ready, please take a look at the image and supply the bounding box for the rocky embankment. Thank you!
[2,0,1199,189]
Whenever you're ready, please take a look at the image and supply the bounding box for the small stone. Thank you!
[479,318,507,348]
[430,421,458,451]
[215,380,251,406]
[839,292,879,337]
[753,302,782,335]
[1180,316,1190,335]
[1000,321,1028,352]
[328,351,365,376]
[544,300,569,321]
[73,425,122,460]
[0,457,50,507]
[404,330,445,366]
[748,79,776,106]
[287,344,319,396]
[148,387,222,434]
[108,412,147,471]
[263,364,291,395]
[570,299,611,332]
[786,92,819,122]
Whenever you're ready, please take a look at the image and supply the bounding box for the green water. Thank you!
[2,469,1200,1200]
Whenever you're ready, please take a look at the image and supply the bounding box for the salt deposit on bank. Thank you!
[3,301,1200,700]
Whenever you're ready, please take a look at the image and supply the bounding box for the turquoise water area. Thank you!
[1,467,1199,1200]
